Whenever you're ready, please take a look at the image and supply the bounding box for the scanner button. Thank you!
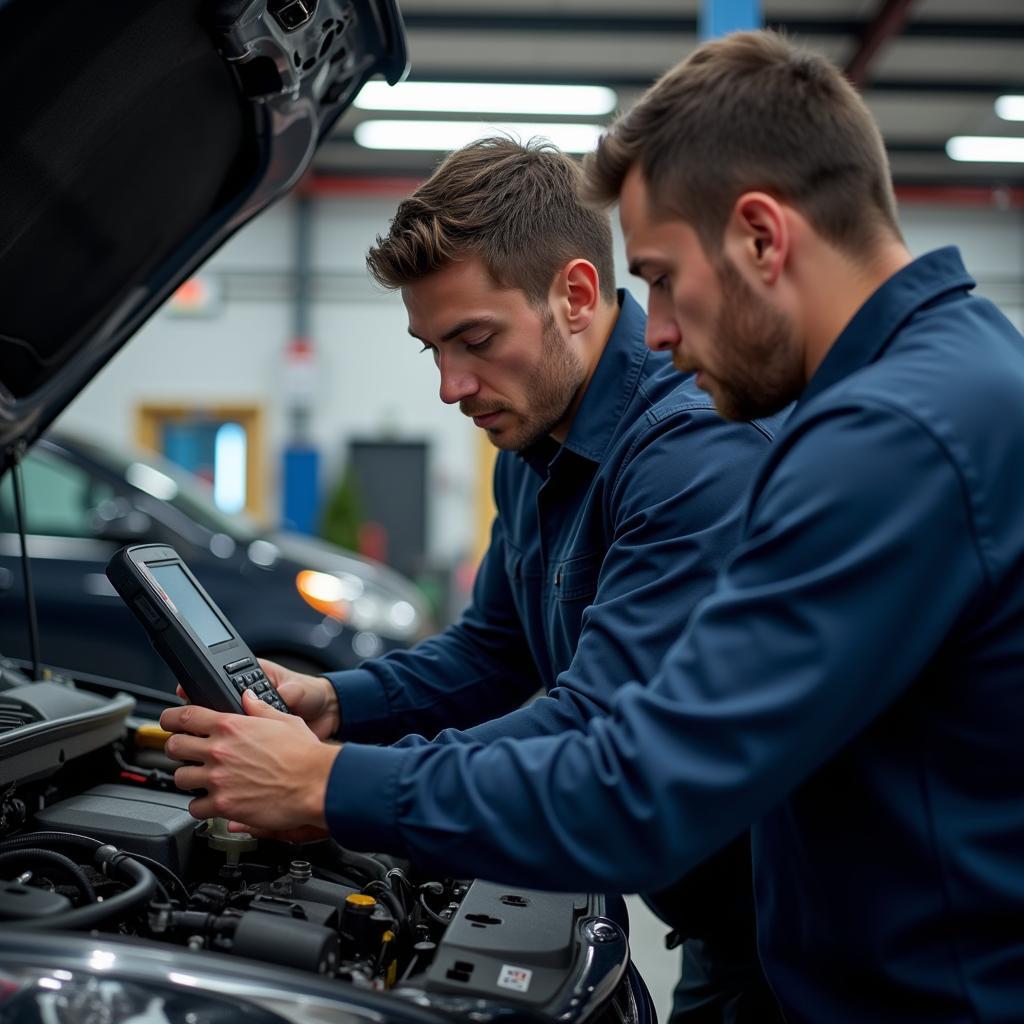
[134,595,167,630]
[225,658,254,674]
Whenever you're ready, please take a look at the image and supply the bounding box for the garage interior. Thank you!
[2,1,1022,1018]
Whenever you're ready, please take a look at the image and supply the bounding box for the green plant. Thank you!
[319,461,365,553]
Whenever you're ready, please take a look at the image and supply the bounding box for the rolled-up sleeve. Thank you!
[326,401,987,889]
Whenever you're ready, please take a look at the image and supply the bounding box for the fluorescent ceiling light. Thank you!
[355,120,605,154]
[946,136,1024,163]
[995,95,1024,122]
[355,81,617,116]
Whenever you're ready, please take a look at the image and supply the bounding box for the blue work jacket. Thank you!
[327,249,1024,1021]
[327,291,776,753]
[326,290,779,945]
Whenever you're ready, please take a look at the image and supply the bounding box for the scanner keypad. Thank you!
[226,661,289,713]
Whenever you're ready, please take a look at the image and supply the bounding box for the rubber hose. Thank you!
[0,830,103,857]
[2,837,157,930]
[0,848,96,902]
[365,880,405,931]
[332,846,389,882]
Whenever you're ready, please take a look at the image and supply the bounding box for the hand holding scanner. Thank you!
[106,544,290,715]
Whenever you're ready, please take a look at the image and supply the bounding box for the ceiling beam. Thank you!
[895,185,1024,207]
[845,0,919,89]
[391,69,1024,96]
[398,11,1024,42]
[304,160,1024,198]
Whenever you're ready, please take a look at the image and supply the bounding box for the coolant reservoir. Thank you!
[205,816,258,864]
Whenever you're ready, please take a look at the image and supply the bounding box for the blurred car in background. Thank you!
[0,432,430,691]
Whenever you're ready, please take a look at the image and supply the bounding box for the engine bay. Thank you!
[0,659,637,1024]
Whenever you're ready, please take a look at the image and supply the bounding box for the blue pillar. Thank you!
[283,446,320,535]
[699,0,761,40]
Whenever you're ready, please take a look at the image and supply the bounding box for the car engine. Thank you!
[0,661,642,1024]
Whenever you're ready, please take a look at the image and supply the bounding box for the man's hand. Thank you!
[259,659,340,739]
[174,659,340,740]
[160,690,342,831]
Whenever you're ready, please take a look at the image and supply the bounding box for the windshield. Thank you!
[52,434,262,544]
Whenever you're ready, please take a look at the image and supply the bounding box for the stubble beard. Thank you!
[469,311,587,452]
[706,257,805,422]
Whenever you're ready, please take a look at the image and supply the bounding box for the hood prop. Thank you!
[10,454,41,681]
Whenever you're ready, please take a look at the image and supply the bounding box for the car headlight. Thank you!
[0,966,286,1024]
[0,937,410,1024]
[295,570,422,641]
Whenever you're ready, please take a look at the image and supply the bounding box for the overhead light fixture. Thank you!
[946,136,1024,163]
[354,120,605,154]
[995,95,1024,122]
[355,81,617,116]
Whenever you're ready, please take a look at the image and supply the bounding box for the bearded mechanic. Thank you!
[162,137,784,1021]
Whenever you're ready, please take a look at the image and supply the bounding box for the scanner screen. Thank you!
[150,563,232,647]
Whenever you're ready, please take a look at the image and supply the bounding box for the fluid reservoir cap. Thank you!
[582,918,621,944]
[345,893,377,909]
[205,817,258,863]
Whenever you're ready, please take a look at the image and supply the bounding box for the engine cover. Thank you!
[426,880,593,1006]
[32,783,197,875]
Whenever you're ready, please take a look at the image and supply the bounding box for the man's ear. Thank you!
[552,259,601,334]
[727,192,788,286]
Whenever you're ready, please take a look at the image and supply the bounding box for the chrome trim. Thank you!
[0,533,115,561]
[0,932,439,1024]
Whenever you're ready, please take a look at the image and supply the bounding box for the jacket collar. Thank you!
[798,246,975,409]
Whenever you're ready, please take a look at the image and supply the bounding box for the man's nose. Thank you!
[645,316,681,353]
[438,359,479,405]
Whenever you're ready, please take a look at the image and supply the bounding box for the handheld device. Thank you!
[105,544,289,715]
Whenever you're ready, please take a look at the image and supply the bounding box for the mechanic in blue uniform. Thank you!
[164,31,1024,1011]
[167,137,783,1021]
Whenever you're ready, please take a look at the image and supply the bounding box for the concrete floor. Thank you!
[624,895,680,1024]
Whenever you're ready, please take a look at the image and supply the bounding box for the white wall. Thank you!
[58,193,1024,569]
[59,196,478,566]
[899,203,1024,331]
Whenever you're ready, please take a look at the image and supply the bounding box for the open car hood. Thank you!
[0,0,407,468]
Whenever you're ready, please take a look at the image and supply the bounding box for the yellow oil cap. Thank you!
[134,723,172,749]
[346,893,377,907]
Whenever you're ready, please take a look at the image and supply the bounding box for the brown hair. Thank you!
[367,136,616,304]
[584,30,901,256]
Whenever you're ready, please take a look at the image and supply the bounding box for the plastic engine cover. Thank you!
[425,880,590,1006]
[32,783,197,875]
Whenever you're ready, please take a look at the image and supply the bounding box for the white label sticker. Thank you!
[497,965,532,993]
